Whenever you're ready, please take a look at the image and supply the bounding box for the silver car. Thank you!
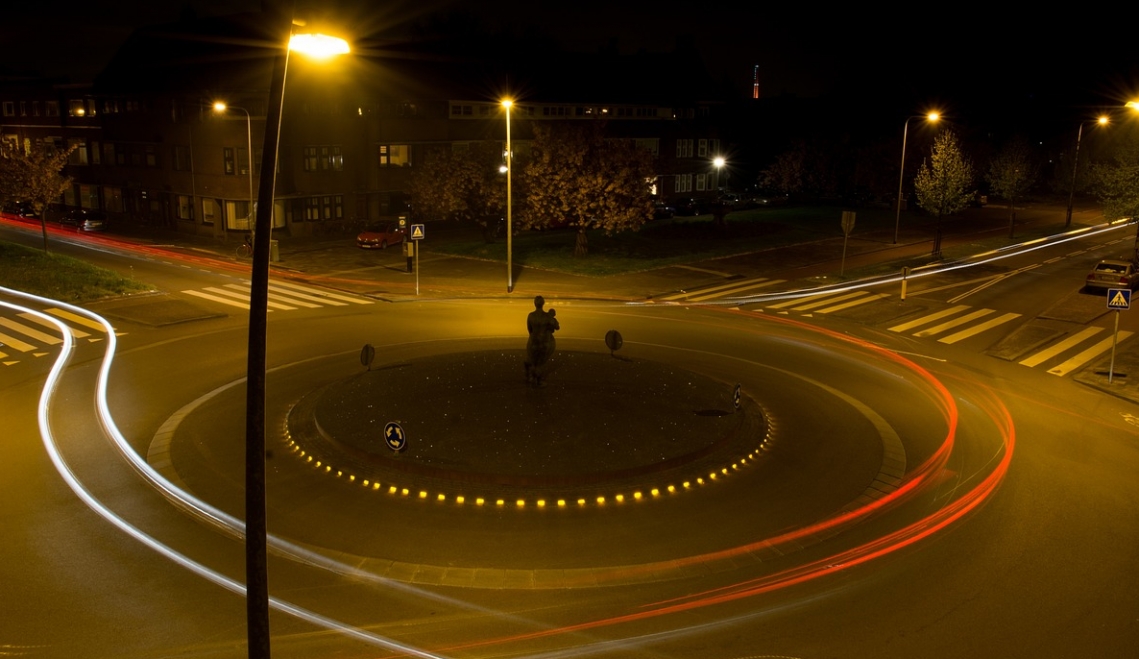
[1085,259,1138,292]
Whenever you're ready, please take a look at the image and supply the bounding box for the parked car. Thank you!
[61,208,106,232]
[672,198,707,216]
[1085,259,1138,292]
[356,222,406,249]
[2,201,38,218]
[652,201,675,220]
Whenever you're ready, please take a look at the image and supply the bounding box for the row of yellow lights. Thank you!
[280,404,777,510]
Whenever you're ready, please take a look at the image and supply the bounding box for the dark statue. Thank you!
[525,295,559,385]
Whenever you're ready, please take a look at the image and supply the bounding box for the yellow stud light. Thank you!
[372,483,380,491]
[651,488,660,497]
[557,499,566,507]
[476,497,485,506]
[577,498,586,506]
[456,496,465,504]
[537,500,546,508]
[516,499,525,508]
[615,494,625,503]
[401,488,409,496]
[437,494,445,501]
[388,486,397,494]
[597,496,606,505]
[496,499,505,507]
[418,491,427,499]
[634,492,643,500]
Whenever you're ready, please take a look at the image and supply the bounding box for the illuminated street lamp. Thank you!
[244,20,349,659]
[713,156,726,190]
[894,112,940,244]
[211,102,255,233]
[1065,114,1109,228]
[502,99,514,293]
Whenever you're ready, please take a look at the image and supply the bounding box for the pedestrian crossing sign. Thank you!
[1107,288,1131,310]
[410,224,425,240]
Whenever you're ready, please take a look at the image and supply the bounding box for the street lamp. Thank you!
[244,19,348,659]
[894,112,940,244]
[211,102,255,234]
[502,99,513,293]
[713,156,726,191]
[1065,115,1109,228]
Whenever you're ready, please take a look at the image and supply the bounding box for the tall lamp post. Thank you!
[502,99,514,293]
[1065,115,1109,228]
[244,19,349,659]
[212,102,255,234]
[894,112,940,244]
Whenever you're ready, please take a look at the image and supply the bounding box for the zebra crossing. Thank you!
[663,280,1131,378]
[0,308,119,366]
[181,279,375,312]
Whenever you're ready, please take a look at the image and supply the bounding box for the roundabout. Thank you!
[151,305,994,592]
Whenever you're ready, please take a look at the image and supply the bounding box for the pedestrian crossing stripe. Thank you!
[913,309,995,338]
[1048,332,1133,377]
[1019,327,1103,367]
[181,279,374,312]
[938,312,1020,344]
[660,277,785,302]
[19,312,91,338]
[0,331,36,352]
[0,309,118,363]
[0,317,62,345]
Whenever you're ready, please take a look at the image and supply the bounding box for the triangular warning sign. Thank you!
[1109,290,1130,308]
[411,225,424,239]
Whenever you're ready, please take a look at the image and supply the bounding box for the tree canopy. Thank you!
[518,122,655,256]
[985,136,1037,237]
[0,141,74,251]
[0,141,73,217]
[1090,133,1139,220]
[407,142,505,240]
[914,130,974,256]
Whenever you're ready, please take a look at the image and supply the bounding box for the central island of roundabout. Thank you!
[157,308,984,591]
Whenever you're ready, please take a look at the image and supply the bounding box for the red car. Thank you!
[356,222,405,249]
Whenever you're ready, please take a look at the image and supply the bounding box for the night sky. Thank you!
[4,1,1137,139]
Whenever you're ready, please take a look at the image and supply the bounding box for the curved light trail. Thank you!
[2,282,1014,658]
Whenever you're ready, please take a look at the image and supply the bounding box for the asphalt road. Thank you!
[3,214,1139,658]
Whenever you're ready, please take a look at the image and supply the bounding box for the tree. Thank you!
[519,123,655,257]
[914,130,974,257]
[407,143,505,241]
[760,145,805,197]
[1090,133,1139,221]
[0,141,74,252]
[985,136,1038,238]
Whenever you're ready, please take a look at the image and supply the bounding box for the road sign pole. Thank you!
[1106,287,1131,383]
[1110,309,1120,384]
